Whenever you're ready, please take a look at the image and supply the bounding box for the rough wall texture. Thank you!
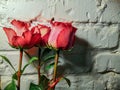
[0,0,120,90]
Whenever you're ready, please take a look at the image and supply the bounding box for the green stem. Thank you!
[38,48,41,85]
[52,50,59,89]
[17,49,23,90]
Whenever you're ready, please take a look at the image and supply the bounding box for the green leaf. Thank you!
[30,75,49,90]
[22,57,38,73]
[12,72,18,80]
[63,77,71,87]
[41,48,55,61]
[40,49,55,66]
[29,83,43,90]
[4,79,16,90]
[40,75,49,85]
[41,48,52,58]
[0,55,16,72]
[41,55,55,66]
[43,55,55,62]
[45,63,54,70]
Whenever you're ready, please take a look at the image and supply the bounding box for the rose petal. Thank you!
[48,25,63,48]
[57,29,71,49]
[12,36,26,48]
[11,19,30,30]
[30,34,41,47]
[49,21,77,49]
[3,27,17,45]
[39,25,50,37]
[11,19,30,35]
[39,25,50,46]
[68,27,77,48]
[31,26,40,34]
[32,24,50,46]
[22,31,32,44]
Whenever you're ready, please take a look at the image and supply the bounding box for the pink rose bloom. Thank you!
[3,19,41,49]
[48,21,77,50]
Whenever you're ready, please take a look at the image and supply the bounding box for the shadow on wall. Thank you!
[57,36,93,75]
[25,36,93,76]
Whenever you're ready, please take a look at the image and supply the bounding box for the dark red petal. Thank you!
[22,31,32,44]
[69,27,77,47]
[67,33,75,49]
[30,34,41,47]
[57,29,71,49]
[72,26,77,33]
[11,36,19,47]
[3,27,17,45]
[12,36,26,48]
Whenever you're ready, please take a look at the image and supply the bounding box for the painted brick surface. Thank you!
[94,52,120,73]
[0,0,120,90]
[76,24,119,48]
[0,51,37,75]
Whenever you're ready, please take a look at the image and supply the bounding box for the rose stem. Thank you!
[38,47,41,85]
[17,49,23,90]
[52,50,60,89]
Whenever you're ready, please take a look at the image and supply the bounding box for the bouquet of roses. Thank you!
[0,17,77,90]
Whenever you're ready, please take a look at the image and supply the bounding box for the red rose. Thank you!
[3,19,41,49]
[48,21,77,50]
[31,24,51,47]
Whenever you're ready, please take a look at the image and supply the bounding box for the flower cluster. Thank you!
[3,19,76,50]
[2,18,77,90]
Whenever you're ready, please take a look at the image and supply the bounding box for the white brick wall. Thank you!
[1,0,120,90]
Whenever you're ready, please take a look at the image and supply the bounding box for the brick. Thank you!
[94,52,110,73]
[54,0,97,22]
[57,75,94,90]
[94,80,106,90]
[99,72,120,90]
[0,0,97,23]
[0,0,51,21]
[76,24,119,48]
[52,73,120,90]
[94,52,120,73]
[1,75,38,90]
[0,51,37,75]
[0,27,14,51]
[100,0,120,23]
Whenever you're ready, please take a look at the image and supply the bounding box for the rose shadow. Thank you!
[25,36,93,76]
[57,36,93,75]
